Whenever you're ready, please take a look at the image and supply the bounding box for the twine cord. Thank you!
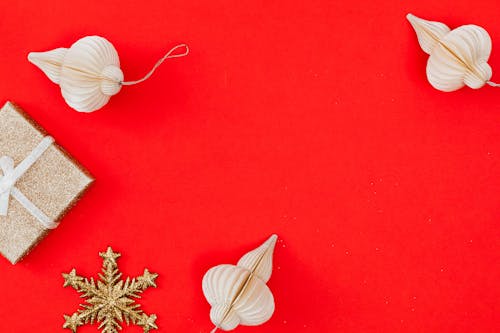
[487,81,500,87]
[210,327,218,333]
[121,43,189,86]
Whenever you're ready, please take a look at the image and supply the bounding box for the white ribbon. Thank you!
[0,136,58,229]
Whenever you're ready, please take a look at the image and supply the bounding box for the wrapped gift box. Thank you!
[0,101,93,264]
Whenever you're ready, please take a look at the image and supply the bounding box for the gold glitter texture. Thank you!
[0,101,93,264]
[62,247,159,333]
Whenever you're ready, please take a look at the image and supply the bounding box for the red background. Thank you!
[0,1,498,332]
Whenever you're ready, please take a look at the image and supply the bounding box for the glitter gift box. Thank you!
[0,101,93,264]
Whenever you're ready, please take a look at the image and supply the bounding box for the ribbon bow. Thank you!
[0,136,58,229]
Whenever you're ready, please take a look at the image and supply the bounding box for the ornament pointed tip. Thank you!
[27,47,68,84]
[267,234,278,245]
[27,51,40,64]
[265,234,278,246]
[406,13,425,29]
[406,13,418,22]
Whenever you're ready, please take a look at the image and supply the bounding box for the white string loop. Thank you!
[121,44,189,86]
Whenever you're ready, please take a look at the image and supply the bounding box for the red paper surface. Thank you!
[0,1,498,332]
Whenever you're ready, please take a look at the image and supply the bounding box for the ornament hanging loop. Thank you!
[487,81,500,87]
[121,43,189,86]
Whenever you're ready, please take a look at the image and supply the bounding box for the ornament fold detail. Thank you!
[28,36,189,112]
[203,235,278,332]
[407,13,499,91]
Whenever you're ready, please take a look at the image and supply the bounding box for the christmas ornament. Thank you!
[407,13,499,91]
[28,36,189,112]
[0,101,93,264]
[202,235,278,332]
[62,247,158,333]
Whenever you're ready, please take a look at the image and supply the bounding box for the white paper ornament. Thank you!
[407,13,499,91]
[28,36,189,112]
[202,235,278,332]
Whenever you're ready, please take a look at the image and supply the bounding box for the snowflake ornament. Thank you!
[62,247,159,333]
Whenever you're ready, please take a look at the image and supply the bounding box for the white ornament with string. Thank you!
[28,36,189,112]
[407,13,499,91]
[202,235,278,333]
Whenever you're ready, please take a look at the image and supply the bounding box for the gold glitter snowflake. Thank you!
[62,247,159,333]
